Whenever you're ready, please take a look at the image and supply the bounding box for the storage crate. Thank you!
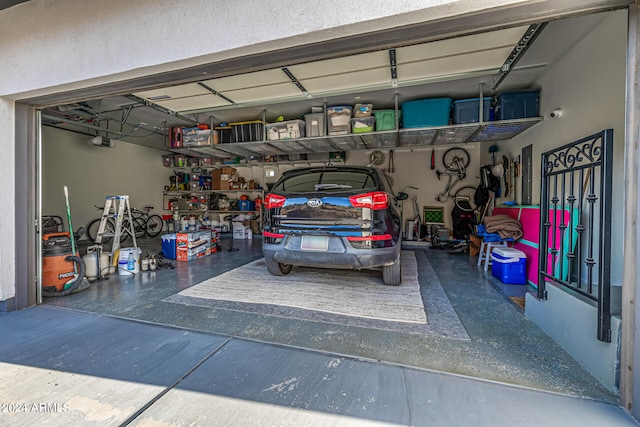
[229,121,264,142]
[495,90,540,120]
[490,247,527,284]
[173,155,187,168]
[373,110,400,131]
[183,128,212,146]
[402,97,452,128]
[351,116,376,134]
[215,126,233,144]
[423,206,444,224]
[353,103,373,117]
[304,113,325,137]
[453,97,493,124]
[265,119,305,140]
[327,106,352,135]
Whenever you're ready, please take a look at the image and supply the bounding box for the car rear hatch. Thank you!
[264,168,391,245]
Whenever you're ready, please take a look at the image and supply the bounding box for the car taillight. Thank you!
[346,234,392,242]
[348,191,389,210]
[263,231,285,238]
[265,193,286,209]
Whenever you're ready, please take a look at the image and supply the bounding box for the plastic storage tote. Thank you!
[351,117,376,133]
[265,119,305,140]
[304,113,325,137]
[495,90,540,120]
[353,103,373,117]
[373,110,400,131]
[490,247,527,284]
[327,106,352,135]
[401,97,452,128]
[453,97,493,124]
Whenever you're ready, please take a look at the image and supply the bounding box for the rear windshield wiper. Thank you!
[314,184,353,191]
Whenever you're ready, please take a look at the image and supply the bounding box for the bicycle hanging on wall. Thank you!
[435,147,477,212]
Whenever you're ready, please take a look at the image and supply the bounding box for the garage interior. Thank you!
[32,4,626,409]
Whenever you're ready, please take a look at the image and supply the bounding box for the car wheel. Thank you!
[265,254,293,276]
[383,254,401,286]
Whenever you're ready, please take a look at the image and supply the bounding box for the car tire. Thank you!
[383,254,401,286]
[265,254,293,276]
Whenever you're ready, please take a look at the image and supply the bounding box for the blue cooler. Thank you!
[161,234,177,259]
[490,247,527,284]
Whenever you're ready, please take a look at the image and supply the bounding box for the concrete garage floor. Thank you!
[2,235,636,425]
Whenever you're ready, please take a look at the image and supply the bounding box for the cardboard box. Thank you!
[176,230,212,261]
[212,167,236,180]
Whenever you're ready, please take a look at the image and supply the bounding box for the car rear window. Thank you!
[273,170,377,193]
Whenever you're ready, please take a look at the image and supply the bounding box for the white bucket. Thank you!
[82,252,111,280]
[117,247,141,276]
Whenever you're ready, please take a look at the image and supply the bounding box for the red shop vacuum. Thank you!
[42,186,90,297]
[42,232,86,294]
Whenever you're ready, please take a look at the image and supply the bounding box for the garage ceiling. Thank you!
[41,11,609,150]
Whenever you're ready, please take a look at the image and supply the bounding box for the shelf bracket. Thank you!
[389,49,398,88]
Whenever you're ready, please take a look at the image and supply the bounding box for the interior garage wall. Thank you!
[497,10,627,391]
[347,147,483,229]
[494,9,627,285]
[42,127,173,234]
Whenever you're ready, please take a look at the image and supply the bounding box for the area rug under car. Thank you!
[163,251,469,339]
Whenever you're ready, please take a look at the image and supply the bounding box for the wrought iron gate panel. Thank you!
[538,129,613,342]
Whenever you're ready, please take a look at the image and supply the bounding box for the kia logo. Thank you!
[307,199,323,208]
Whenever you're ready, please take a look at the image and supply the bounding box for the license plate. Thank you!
[301,236,329,251]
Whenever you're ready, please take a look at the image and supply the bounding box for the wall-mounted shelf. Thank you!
[165,190,263,196]
[167,117,542,159]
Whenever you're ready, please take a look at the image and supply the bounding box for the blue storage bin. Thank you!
[490,247,527,284]
[495,90,540,120]
[453,97,493,124]
[161,234,176,260]
[401,97,452,128]
[238,200,256,211]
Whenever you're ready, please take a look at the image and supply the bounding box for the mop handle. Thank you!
[64,186,78,275]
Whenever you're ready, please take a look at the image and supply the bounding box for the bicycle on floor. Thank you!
[86,205,120,243]
[435,147,477,213]
[123,206,164,239]
[86,206,163,243]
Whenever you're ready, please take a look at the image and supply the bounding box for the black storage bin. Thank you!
[215,126,233,144]
[495,90,540,120]
[229,121,264,142]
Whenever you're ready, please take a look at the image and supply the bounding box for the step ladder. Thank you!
[94,195,137,256]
